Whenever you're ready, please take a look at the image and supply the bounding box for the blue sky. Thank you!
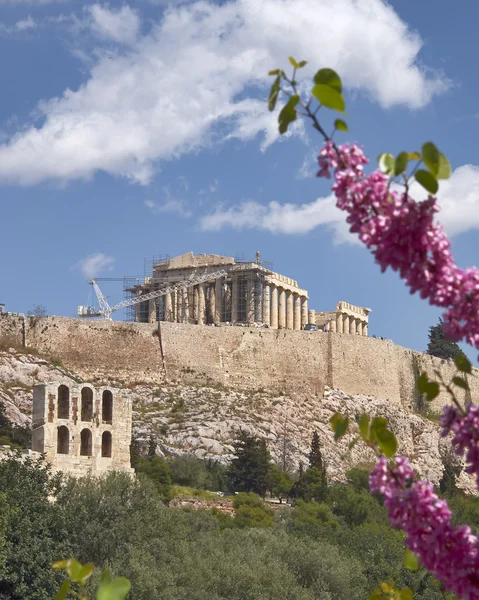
[1,0,479,359]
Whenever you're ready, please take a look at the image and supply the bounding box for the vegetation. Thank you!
[0,401,31,449]
[426,318,466,361]
[0,450,461,600]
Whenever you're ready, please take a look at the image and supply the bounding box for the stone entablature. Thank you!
[31,382,133,477]
[315,301,371,336]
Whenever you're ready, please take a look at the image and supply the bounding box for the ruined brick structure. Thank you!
[31,382,133,476]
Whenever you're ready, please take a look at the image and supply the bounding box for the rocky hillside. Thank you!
[0,346,471,492]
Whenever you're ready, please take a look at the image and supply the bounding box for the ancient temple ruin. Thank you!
[315,301,371,335]
[31,382,133,476]
[132,252,312,330]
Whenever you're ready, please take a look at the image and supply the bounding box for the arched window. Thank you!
[101,431,112,458]
[57,385,70,419]
[57,426,69,455]
[102,390,113,423]
[80,429,92,456]
[81,387,93,421]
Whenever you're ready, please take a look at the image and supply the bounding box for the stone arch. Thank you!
[57,426,69,455]
[101,431,112,458]
[57,385,70,419]
[102,390,113,423]
[80,428,92,456]
[81,387,93,421]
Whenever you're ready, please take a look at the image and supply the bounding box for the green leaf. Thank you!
[454,354,472,374]
[378,153,395,176]
[268,69,280,76]
[278,95,299,134]
[313,68,342,92]
[330,413,350,441]
[422,142,451,180]
[417,372,440,401]
[404,549,419,571]
[375,428,397,457]
[370,416,388,433]
[399,588,414,600]
[77,563,94,585]
[415,169,438,194]
[407,151,421,160]
[334,118,348,132]
[312,84,345,112]
[453,376,470,390]
[97,577,131,600]
[358,413,370,441]
[394,151,409,176]
[54,581,71,600]
[288,57,306,69]
[268,75,281,112]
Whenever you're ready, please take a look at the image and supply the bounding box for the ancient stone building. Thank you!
[133,251,312,330]
[315,301,371,335]
[31,382,133,476]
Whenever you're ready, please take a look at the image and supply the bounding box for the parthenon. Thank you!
[131,252,370,334]
[315,301,371,336]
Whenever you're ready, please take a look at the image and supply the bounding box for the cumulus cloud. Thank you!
[88,4,140,45]
[199,164,479,244]
[0,0,449,186]
[73,252,115,278]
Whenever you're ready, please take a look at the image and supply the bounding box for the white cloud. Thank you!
[14,15,36,30]
[145,187,192,217]
[199,195,355,244]
[199,164,479,244]
[73,252,115,278]
[199,178,219,195]
[0,0,449,186]
[88,4,140,45]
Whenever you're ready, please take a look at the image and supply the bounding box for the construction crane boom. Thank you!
[78,269,229,320]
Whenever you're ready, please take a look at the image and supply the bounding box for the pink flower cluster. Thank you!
[317,141,479,352]
[370,457,479,600]
[442,404,479,487]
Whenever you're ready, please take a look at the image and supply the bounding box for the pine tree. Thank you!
[426,318,466,361]
[308,430,324,470]
[147,435,157,458]
[227,430,271,497]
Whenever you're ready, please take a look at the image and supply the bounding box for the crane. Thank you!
[77,269,229,320]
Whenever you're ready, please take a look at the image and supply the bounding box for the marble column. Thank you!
[343,314,350,335]
[225,283,232,322]
[176,289,182,323]
[301,298,308,329]
[198,283,206,325]
[231,277,238,323]
[148,298,156,323]
[349,317,356,335]
[278,288,286,329]
[208,284,215,324]
[215,278,223,323]
[286,291,293,329]
[246,278,255,323]
[330,318,336,332]
[363,323,368,336]
[182,288,189,323]
[308,309,316,325]
[262,284,270,326]
[165,291,173,322]
[336,312,343,333]
[356,320,363,336]
[293,294,301,330]
[270,286,278,329]
[193,286,199,323]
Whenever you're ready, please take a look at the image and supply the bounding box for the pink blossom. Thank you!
[317,141,479,356]
[442,404,479,487]
[370,457,479,599]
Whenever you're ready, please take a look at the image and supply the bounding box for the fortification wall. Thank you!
[0,315,475,410]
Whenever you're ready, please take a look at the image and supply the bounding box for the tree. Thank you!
[227,430,271,497]
[27,304,48,318]
[426,318,466,361]
[308,430,324,470]
[135,456,172,500]
[147,434,157,457]
[266,464,293,503]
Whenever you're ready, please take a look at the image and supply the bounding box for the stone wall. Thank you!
[0,315,475,411]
